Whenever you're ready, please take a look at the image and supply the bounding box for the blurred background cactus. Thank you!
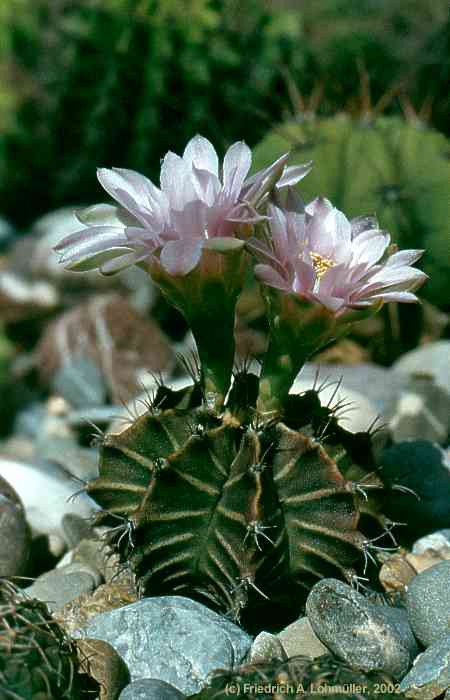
[0,0,448,228]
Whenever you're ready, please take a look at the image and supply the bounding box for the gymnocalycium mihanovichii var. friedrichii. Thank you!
[55,135,427,631]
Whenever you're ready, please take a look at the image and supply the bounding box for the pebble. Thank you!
[277,616,329,659]
[377,441,450,539]
[119,679,185,700]
[399,632,450,699]
[76,595,252,694]
[406,560,450,646]
[247,631,287,663]
[24,561,101,612]
[53,357,107,408]
[61,513,94,549]
[0,455,100,537]
[306,578,418,679]
[412,530,450,556]
[76,638,130,700]
[393,341,450,396]
[389,374,450,444]
[0,474,30,576]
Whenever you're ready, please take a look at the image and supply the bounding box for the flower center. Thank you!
[310,251,335,279]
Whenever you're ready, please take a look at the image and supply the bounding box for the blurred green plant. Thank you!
[0,0,304,226]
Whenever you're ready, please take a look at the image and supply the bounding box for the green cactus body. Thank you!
[252,114,450,308]
[88,377,388,629]
[187,654,407,700]
[0,580,88,699]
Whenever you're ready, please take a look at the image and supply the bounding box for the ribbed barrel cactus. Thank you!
[187,654,407,700]
[0,580,87,699]
[55,134,427,628]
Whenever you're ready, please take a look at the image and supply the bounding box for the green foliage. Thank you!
[0,0,304,226]
[293,0,449,119]
[0,580,86,698]
[252,115,450,308]
[89,376,389,631]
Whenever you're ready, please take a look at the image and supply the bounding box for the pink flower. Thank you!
[54,136,311,277]
[249,191,427,315]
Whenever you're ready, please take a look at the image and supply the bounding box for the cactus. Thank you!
[88,371,390,630]
[187,654,407,700]
[252,114,450,309]
[0,579,93,698]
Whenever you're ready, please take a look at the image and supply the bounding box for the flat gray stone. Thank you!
[399,632,450,699]
[306,578,418,679]
[277,617,329,659]
[406,560,450,646]
[413,530,450,555]
[388,374,450,444]
[53,357,107,408]
[25,562,100,611]
[119,679,185,700]
[0,455,100,537]
[392,341,450,396]
[77,595,252,695]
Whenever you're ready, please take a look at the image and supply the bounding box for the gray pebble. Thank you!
[76,595,252,694]
[277,617,329,659]
[399,632,450,699]
[119,679,185,700]
[24,561,100,611]
[306,578,418,679]
[393,341,450,396]
[62,513,94,549]
[413,530,450,555]
[0,475,30,576]
[406,560,450,646]
[247,632,287,663]
[0,455,100,537]
[53,357,107,408]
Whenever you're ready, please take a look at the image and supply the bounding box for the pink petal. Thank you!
[171,200,207,239]
[276,161,313,189]
[97,168,157,228]
[160,239,203,276]
[292,259,315,293]
[241,153,290,204]
[308,292,346,313]
[191,166,222,207]
[305,197,333,217]
[100,249,149,275]
[254,264,290,291]
[160,152,197,210]
[76,203,139,227]
[267,204,288,259]
[183,135,219,176]
[385,249,424,267]
[222,141,252,199]
[54,226,129,258]
[368,291,419,303]
[351,230,390,267]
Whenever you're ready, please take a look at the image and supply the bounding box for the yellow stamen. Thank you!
[310,251,335,279]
